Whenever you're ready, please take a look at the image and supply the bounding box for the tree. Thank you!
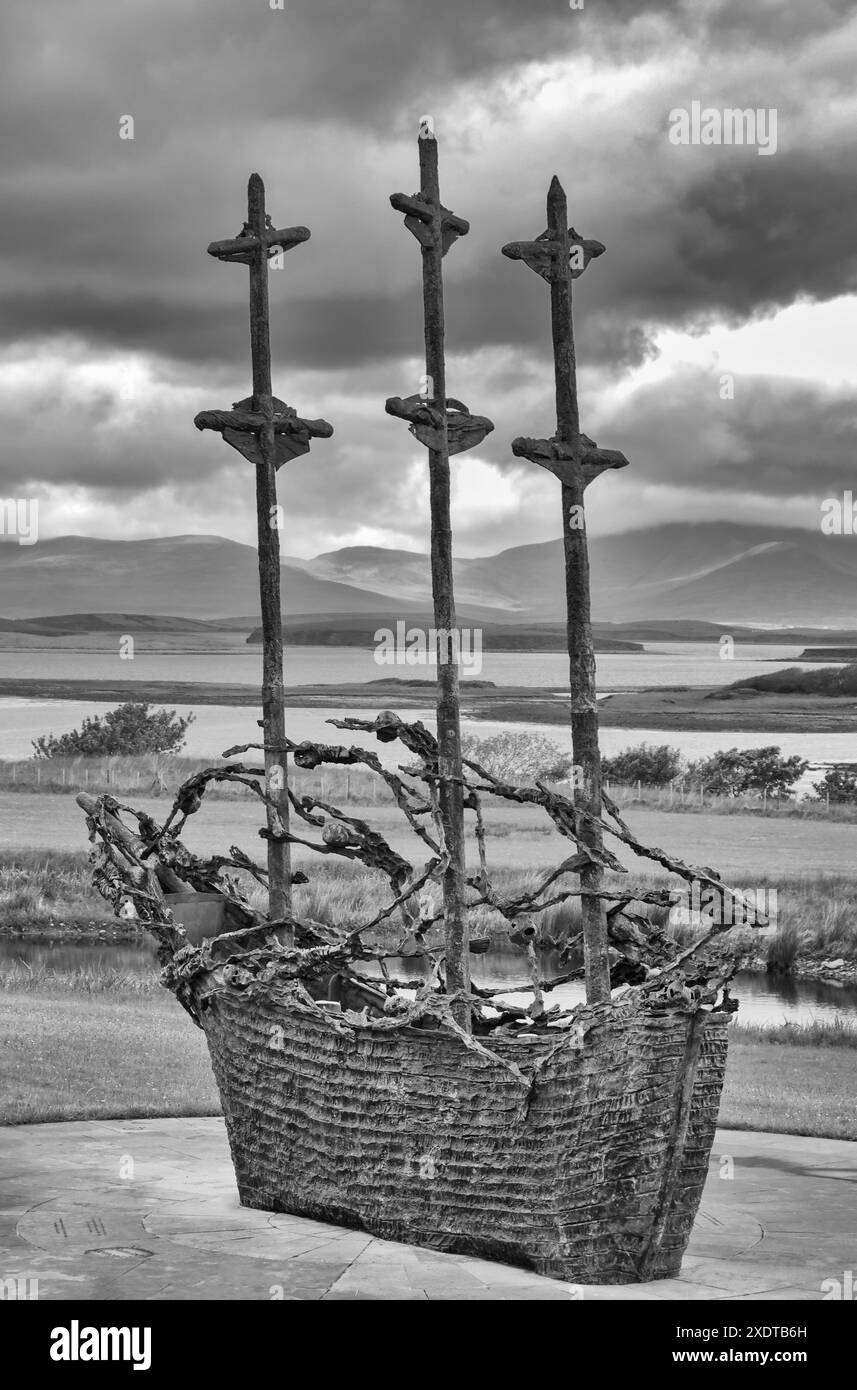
[32,702,195,759]
[460,731,572,782]
[601,742,683,786]
[812,766,857,804]
[687,746,807,798]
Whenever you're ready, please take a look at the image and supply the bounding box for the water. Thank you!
[0,637,852,780]
[3,938,855,1032]
[0,639,831,692]
[476,963,857,1032]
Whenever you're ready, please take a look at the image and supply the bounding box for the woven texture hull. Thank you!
[198,987,728,1284]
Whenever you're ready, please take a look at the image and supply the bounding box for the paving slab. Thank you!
[0,1119,853,1300]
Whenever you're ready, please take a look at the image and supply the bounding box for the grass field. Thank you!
[8,783,857,878]
[8,787,857,883]
[2,983,854,1137]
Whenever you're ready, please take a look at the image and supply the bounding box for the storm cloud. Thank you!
[0,0,855,552]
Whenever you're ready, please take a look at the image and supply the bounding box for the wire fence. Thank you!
[0,755,394,804]
[0,755,847,818]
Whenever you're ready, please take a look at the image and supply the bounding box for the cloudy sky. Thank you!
[1,0,855,556]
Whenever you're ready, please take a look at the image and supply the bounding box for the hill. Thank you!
[0,536,432,621]
[299,524,857,625]
[3,523,857,626]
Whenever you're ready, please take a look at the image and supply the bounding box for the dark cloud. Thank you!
[604,368,857,498]
[0,0,855,544]
[0,0,690,161]
[662,154,857,318]
[708,0,855,49]
[0,0,852,369]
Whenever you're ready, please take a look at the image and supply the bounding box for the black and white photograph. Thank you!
[0,0,855,1351]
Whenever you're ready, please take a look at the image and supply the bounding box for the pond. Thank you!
[2,938,856,1031]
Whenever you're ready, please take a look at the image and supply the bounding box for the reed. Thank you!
[732,1017,857,1047]
[765,923,802,975]
[0,961,160,993]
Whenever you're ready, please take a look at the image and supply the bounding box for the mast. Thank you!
[387,128,493,1029]
[503,176,629,1004]
[195,174,333,933]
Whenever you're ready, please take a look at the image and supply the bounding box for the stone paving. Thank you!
[1,1120,854,1300]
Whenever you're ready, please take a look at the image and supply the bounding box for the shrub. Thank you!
[601,742,683,786]
[687,746,807,798]
[32,702,195,759]
[812,766,857,804]
[460,731,572,782]
[727,663,857,697]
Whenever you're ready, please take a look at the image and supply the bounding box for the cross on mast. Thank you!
[386,132,493,1030]
[503,176,629,1005]
[195,174,333,932]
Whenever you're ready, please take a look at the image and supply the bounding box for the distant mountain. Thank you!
[301,525,857,625]
[0,535,432,621]
[600,534,857,627]
[2,524,856,626]
[307,547,447,601]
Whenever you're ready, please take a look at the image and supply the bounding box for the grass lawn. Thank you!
[9,790,857,884]
[0,989,219,1125]
[720,1031,857,1141]
[2,985,855,1141]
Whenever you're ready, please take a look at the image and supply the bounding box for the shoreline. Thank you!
[3,676,857,733]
